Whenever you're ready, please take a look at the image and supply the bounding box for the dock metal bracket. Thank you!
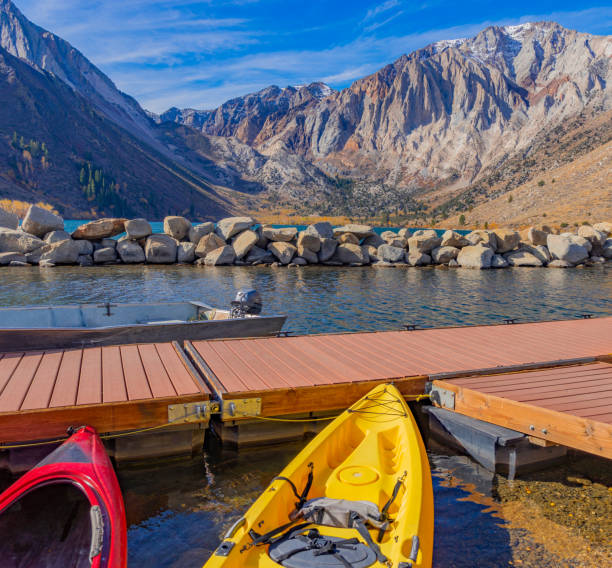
[167,401,210,424]
[222,397,262,420]
[428,385,455,410]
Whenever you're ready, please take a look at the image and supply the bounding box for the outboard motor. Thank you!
[230,289,262,318]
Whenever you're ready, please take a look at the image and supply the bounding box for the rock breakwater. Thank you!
[1,206,611,269]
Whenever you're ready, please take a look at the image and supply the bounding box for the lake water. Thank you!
[0,263,610,567]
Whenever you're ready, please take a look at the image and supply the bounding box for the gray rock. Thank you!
[145,234,178,264]
[125,218,152,240]
[232,230,258,259]
[577,225,607,247]
[362,233,385,248]
[0,252,27,265]
[44,230,71,243]
[38,260,55,268]
[491,254,509,268]
[254,225,269,249]
[547,234,589,265]
[164,216,191,240]
[377,244,405,263]
[332,224,374,239]
[441,230,469,248]
[568,234,592,252]
[0,208,18,230]
[408,230,441,254]
[100,238,116,249]
[590,255,605,263]
[0,229,44,253]
[188,222,214,243]
[267,241,297,264]
[465,230,497,249]
[72,218,125,240]
[77,254,94,267]
[245,246,275,264]
[448,258,459,267]
[297,231,321,253]
[9,260,28,267]
[204,245,236,266]
[592,222,612,235]
[398,228,412,239]
[318,238,338,262]
[38,239,81,265]
[305,222,333,239]
[527,226,550,246]
[297,245,318,264]
[504,250,542,267]
[602,239,612,259]
[21,205,63,237]
[74,240,94,256]
[216,216,255,240]
[548,259,572,268]
[362,245,378,263]
[406,252,431,266]
[93,247,117,264]
[177,242,196,263]
[263,226,298,242]
[290,257,308,266]
[457,245,494,269]
[519,244,551,265]
[493,229,520,253]
[380,231,397,241]
[195,233,226,258]
[117,239,145,264]
[334,243,368,264]
[431,246,459,264]
[386,237,408,248]
[337,232,360,245]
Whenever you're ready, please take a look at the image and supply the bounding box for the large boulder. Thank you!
[267,241,297,264]
[205,245,236,266]
[386,236,407,248]
[519,244,551,265]
[145,234,178,263]
[377,244,405,263]
[100,238,117,250]
[163,216,191,240]
[431,246,460,264]
[215,217,255,240]
[577,225,607,247]
[0,208,19,230]
[527,226,550,246]
[457,245,494,269]
[592,222,612,235]
[491,254,509,268]
[465,230,497,249]
[547,234,589,265]
[245,246,275,264]
[408,230,441,254]
[93,247,117,264]
[263,226,298,242]
[21,205,63,237]
[232,230,258,259]
[189,222,214,243]
[195,233,226,258]
[334,243,368,264]
[72,218,126,240]
[0,252,27,265]
[406,252,431,266]
[441,230,469,248]
[567,234,592,252]
[318,238,338,262]
[337,232,360,245]
[125,219,152,240]
[78,254,94,267]
[38,239,80,265]
[0,229,44,253]
[116,240,145,263]
[305,222,333,239]
[44,230,71,244]
[332,224,374,239]
[362,233,385,248]
[494,229,520,253]
[297,245,318,264]
[177,242,196,263]
[363,245,379,263]
[398,228,412,239]
[74,240,94,256]
[504,250,543,267]
[602,239,612,259]
[297,231,321,253]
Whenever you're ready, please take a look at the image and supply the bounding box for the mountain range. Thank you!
[1,0,610,223]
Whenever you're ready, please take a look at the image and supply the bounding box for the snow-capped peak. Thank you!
[431,38,466,53]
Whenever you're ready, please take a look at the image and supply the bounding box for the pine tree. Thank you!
[79,167,86,185]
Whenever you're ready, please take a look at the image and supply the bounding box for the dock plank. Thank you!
[21,351,63,410]
[77,347,102,405]
[0,353,23,398]
[102,346,127,403]
[49,349,83,408]
[137,344,176,398]
[0,352,43,412]
[120,345,152,401]
[155,343,202,396]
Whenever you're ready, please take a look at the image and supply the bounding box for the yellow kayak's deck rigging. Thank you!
[204,384,434,568]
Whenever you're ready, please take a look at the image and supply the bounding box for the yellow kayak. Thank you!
[204,383,434,568]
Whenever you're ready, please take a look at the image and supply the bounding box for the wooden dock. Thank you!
[0,317,610,462]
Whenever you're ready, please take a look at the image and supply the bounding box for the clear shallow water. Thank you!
[0,264,610,567]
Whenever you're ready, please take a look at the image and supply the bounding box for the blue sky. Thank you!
[16,1,612,113]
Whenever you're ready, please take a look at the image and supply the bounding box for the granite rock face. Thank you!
[0,208,19,230]
[267,241,297,264]
[21,205,63,237]
[0,229,44,253]
[163,216,191,240]
[145,234,178,263]
[457,245,494,268]
[408,230,441,254]
[189,222,215,243]
[547,234,589,265]
[205,245,236,266]
[125,219,152,240]
[195,233,226,258]
[72,218,126,240]
[116,240,145,263]
[216,217,255,240]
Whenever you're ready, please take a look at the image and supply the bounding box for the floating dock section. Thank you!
[0,317,610,465]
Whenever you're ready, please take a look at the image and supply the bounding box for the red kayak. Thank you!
[0,426,127,567]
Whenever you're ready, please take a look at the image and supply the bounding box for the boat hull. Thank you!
[204,383,434,568]
[0,315,286,351]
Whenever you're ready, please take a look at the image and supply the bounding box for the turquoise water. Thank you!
[0,264,609,567]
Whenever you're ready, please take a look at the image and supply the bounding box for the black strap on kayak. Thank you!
[272,462,314,512]
[248,521,310,547]
[272,529,359,568]
[377,470,407,542]
[349,511,388,564]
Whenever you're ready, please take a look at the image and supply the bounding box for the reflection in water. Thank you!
[0,264,610,567]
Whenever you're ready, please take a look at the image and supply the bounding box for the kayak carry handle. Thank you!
[224,516,246,540]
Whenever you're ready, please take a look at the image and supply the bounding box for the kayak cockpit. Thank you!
[0,482,101,567]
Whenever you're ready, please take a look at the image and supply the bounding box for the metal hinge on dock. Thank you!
[167,401,210,423]
[428,384,455,410]
[221,397,262,420]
